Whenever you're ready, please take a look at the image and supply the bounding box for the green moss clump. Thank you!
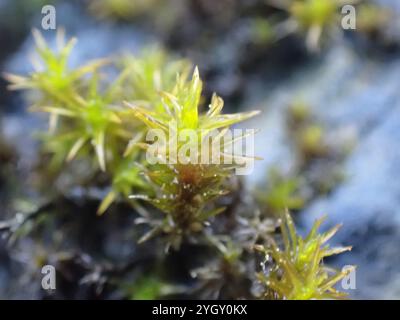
[128,68,259,250]
[256,211,353,300]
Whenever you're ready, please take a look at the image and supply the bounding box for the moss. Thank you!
[128,68,259,250]
[290,0,337,30]
[256,168,305,215]
[256,211,353,300]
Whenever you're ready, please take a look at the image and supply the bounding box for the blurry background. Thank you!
[1,0,400,299]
